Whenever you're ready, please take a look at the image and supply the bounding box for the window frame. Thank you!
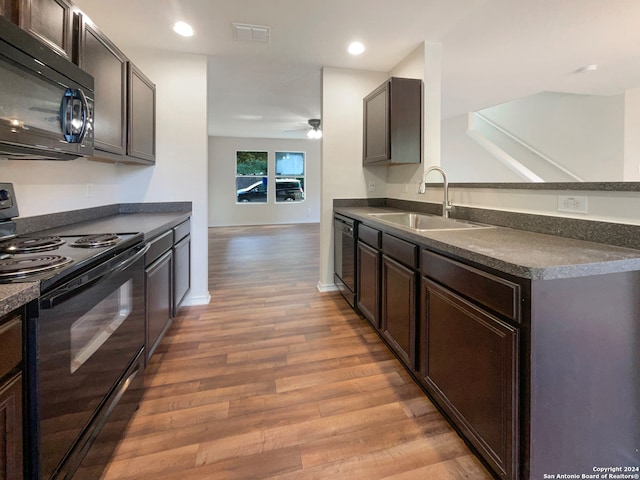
[235,150,269,204]
[274,150,306,204]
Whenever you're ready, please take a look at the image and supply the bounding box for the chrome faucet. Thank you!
[420,166,452,218]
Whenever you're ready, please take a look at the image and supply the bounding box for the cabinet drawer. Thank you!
[173,219,190,243]
[0,315,22,379]
[146,230,173,264]
[358,224,381,249]
[382,233,418,269]
[422,249,520,322]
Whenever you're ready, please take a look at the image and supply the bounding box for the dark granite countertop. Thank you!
[1,205,191,313]
[335,206,640,280]
[0,282,39,316]
[39,211,191,241]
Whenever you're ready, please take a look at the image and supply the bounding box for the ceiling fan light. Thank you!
[307,129,322,139]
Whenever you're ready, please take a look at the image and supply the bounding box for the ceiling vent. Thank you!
[232,23,271,43]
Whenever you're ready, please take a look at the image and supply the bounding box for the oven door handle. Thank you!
[40,243,150,310]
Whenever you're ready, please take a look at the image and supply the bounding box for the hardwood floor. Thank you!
[98,223,493,480]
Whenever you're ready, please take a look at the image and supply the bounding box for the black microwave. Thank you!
[0,16,94,160]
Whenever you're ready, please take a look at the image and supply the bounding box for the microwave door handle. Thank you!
[40,243,150,309]
[60,88,88,143]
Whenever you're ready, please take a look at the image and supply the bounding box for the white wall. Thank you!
[624,87,640,181]
[208,136,320,226]
[441,114,523,182]
[0,159,119,216]
[479,92,625,181]
[319,67,389,288]
[117,49,210,306]
[1,49,210,306]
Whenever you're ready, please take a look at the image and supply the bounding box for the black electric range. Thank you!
[0,182,144,293]
[0,182,148,480]
[0,231,143,292]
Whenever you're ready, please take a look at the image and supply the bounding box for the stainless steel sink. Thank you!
[368,212,494,231]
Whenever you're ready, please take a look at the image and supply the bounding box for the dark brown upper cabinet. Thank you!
[363,77,422,166]
[127,62,156,163]
[75,13,127,156]
[0,1,10,18]
[18,0,73,59]
[74,12,156,165]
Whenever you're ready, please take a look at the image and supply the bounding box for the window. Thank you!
[275,151,305,203]
[236,151,268,203]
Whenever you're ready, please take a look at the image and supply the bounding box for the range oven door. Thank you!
[30,244,147,480]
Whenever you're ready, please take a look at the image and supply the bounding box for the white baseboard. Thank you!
[317,282,339,293]
[182,292,211,306]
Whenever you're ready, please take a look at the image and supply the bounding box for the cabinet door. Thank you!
[145,250,172,361]
[381,255,416,369]
[173,234,191,316]
[421,278,518,480]
[356,240,380,328]
[77,16,127,156]
[363,81,390,164]
[0,374,23,480]
[18,0,72,59]
[127,62,156,163]
[0,1,11,19]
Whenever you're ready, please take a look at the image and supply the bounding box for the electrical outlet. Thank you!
[368,181,375,192]
[86,183,93,198]
[403,184,409,193]
[557,195,588,213]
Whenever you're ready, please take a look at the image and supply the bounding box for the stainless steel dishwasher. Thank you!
[334,214,357,307]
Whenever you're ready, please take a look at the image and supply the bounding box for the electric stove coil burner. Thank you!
[0,254,73,278]
[71,233,120,248]
[0,236,65,253]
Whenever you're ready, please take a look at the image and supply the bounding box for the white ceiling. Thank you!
[73,0,640,139]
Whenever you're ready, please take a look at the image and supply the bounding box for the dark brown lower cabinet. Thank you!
[381,255,416,369]
[337,212,640,480]
[421,278,518,480]
[0,311,22,480]
[0,374,22,480]
[356,240,380,328]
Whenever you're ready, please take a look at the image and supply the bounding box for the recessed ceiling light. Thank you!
[348,41,365,55]
[173,21,194,37]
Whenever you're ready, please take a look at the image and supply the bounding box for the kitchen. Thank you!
[1,0,640,479]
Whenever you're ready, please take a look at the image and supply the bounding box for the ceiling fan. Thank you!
[286,118,322,139]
